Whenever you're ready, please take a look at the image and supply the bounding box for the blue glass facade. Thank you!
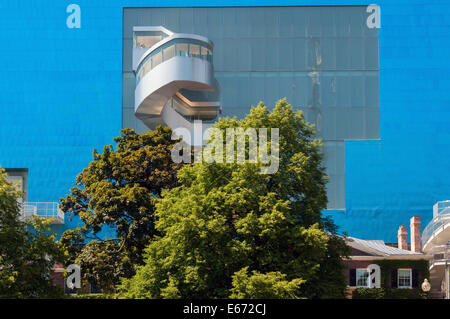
[0,1,449,242]
[123,6,379,210]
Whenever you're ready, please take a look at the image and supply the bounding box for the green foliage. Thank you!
[352,260,429,299]
[230,267,305,299]
[59,127,183,292]
[376,260,429,288]
[69,293,120,299]
[0,168,64,298]
[120,99,349,299]
[353,288,426,299]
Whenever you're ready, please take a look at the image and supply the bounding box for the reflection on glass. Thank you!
[133,31,167,48]
[135,35,162,48]
[176,43,189,57]
[136,40,214,85]
[163,45,175,61]
[201,46,208,60]
[189,44,201,58]
[144,63,148,77]
[152,50,162,69]
[356,269,369,287]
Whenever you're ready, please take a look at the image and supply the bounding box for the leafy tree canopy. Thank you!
[0,168,64,298]
[59,126,183,292]
[230,267,306,299]
[120,99,349,299]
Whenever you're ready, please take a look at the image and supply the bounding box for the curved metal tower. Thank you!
[132,27,220,144]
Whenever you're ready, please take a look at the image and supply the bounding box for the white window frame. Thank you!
[356,268,369,288]
[397,268,412,289]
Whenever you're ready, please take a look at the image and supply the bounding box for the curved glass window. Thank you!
[201,46,208,60]
[176,43,189,57]
[163,45,175,61]
[136,39,213,85]
[189,44,201,59]
[133,31,167,49]
[151,49,162,69]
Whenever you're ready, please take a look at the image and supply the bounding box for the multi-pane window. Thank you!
[189,44,201,59]
[133,31,165,48]
[356,269,369,288]
[398,269,412,288]
[201,46,209,60]
[176,43,189,57]
[206,48,212,62]
[136,40,214,85]
[163,45,175,61]
[151,50,162,69]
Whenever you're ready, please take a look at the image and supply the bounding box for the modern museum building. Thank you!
[0,1,449,245]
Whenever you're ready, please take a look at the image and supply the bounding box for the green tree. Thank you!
[230,267,305,299]
[120,99,349,299]
[59,127,183,292]
[0,168,64,298]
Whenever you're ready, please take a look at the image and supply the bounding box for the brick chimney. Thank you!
[410,216,421,253]
[398,225,408,250]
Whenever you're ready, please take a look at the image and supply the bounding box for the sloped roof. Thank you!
[346,236,423,256]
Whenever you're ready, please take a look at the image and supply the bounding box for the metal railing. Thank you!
[434,200,450,218]
[422,210,450,248]
[20,202,64,224]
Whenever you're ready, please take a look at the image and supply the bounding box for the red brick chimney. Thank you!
[398,225,408,250]
[410,216,421,253]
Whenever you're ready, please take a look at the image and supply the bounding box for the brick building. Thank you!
[343,216,433,298]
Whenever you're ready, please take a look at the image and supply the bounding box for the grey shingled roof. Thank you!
[347,236,423,256]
